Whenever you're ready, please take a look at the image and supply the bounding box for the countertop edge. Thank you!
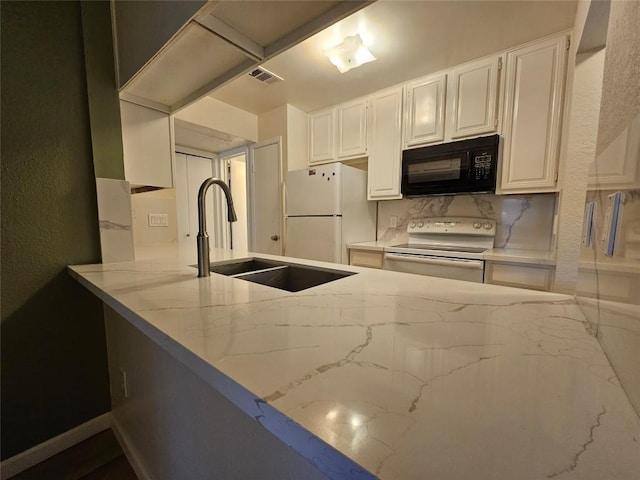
[67,265,377,480]
[346,244,558,265]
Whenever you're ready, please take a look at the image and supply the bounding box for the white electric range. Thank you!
[384,217,496,283]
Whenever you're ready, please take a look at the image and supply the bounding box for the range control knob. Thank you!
[483,222,493,230]
[409,222,416,228]
[417,221,424,228]
[473,221,482,229]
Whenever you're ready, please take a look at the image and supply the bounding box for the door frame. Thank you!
[218,146,249,250]
[248,137,283,254]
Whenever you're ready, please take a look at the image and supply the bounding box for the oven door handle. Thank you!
[384,253,484,269]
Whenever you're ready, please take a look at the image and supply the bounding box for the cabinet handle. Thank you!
[271,235,280,241]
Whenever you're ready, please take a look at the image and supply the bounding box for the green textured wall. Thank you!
[1,1,110,459]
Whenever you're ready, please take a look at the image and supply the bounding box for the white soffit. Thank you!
[174,118,251,153]
[124,23,251,107]
[210,0,578,114]
[202,1,339,47]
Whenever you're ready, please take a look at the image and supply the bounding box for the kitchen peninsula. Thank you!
[68,245,640,480]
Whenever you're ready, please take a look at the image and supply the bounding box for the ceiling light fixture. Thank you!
[325,34,376,74]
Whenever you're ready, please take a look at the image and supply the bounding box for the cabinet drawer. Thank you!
[349,249,384,269]
[485,262,554,291]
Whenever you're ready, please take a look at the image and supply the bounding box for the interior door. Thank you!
[249,138,283,255]
[175,152,216,243]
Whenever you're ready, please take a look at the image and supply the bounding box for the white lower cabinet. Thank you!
[499,35,568,193]
[368,86,404,200]
[349,248,384,269]
[120,100,174,188]
[485,261,555,291]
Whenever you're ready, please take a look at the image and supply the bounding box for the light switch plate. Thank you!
[148,213,169,227]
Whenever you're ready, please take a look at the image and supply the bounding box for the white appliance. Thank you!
[384,217,496,283]
[285,163,376,264]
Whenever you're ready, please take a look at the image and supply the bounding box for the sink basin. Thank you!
[208,258,283,276]
[204,258,356,292]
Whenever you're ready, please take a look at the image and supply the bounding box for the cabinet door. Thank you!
[309,108,336,163]
[337,99,368,158]
[368,87,403,200]
[447,56,501,139]
[404,73,446,148]
[500,36,568,192]
[120,100,174,187]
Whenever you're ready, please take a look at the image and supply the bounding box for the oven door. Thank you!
[383,252,484,283]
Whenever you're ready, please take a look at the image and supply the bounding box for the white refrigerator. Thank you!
[285,163,376,264]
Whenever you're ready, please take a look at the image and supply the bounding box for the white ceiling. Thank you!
[209,0,578,114]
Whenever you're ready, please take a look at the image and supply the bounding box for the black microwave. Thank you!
[401,134,499,196]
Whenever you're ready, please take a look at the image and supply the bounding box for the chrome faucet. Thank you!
[197,178,237,277]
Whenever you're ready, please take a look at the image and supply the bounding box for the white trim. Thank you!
[119,92,171,114]
[111,417,153,480]
[0,413,112,479]
[174,144,216,159]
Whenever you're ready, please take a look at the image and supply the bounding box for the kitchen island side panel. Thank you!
[104,306,330,480]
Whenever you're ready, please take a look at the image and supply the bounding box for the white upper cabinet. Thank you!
[337,99,368,159]
[309,98,368,164]
[368,86,404,200]
[588,113,640,189]
[447,56,502,139]
[404,73,446,148]
[500,35,568,193]
[309,108,336,164]
[120,100,174,188]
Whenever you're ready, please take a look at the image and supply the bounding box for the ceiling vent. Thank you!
[248,67,283,85]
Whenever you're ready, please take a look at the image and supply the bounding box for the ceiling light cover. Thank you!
[325,34,376,73]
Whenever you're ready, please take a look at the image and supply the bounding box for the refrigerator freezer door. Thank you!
[286,164,342,216]
[285,216,342,263]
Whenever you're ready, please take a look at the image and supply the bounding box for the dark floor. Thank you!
[11,429,137,480]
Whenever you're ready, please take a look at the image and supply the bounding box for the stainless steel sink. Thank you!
[202,258,356,292]
[208,258,283,276]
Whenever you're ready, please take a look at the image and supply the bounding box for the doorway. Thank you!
[218,148,249,251]
[175,137,283,255]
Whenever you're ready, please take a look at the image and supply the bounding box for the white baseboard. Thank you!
[111,417,153,480]
[0,412,112,479]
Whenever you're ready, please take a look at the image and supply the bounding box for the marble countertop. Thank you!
[69,244,640,480]
[484,248,557,265]
[348,242,557,266]
[579,253,640,274]
[347,241,393,251]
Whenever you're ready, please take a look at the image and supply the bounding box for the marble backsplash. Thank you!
[95,178,135,263]
[377,193,557,250]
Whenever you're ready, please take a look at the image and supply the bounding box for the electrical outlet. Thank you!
[119,368,129,399]
[390,216,398,228]
[148,213,169,227]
